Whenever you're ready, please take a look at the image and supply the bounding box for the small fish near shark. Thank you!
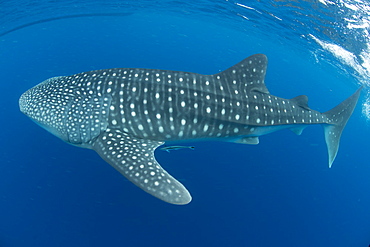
[160,145,195,152]
[19,54,362,205]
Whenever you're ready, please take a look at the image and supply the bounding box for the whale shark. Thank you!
[19,54,362,205]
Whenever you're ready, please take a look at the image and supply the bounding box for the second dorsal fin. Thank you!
[291,95,311,110]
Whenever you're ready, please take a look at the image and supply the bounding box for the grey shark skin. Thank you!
[19,54,362,205]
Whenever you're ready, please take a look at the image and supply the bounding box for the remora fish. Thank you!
[19,54,362,205]
[160,145,195,152]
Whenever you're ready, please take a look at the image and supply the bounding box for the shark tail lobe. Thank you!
[322,87,362,168]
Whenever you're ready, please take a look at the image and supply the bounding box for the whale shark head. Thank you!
[20,77,69,142]
[19,54,362,204]
[19,76,112,148]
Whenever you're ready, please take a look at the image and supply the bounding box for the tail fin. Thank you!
[323,87,362,168]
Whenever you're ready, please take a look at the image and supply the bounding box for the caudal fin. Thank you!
[323,87,362,168]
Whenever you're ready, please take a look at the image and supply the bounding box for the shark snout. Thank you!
[19,91,29,115]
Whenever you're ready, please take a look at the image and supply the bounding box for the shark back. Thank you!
[101,54,270,141]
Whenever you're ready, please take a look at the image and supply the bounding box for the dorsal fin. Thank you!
[215,54,269,94]
[291,95,311,110]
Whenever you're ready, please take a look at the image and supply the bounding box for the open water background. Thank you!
[0,1,369,246]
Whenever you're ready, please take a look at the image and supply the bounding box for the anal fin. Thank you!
[92,128,192,205]
[290,126,306,135]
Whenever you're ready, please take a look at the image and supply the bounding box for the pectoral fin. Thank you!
[92,128,192,205]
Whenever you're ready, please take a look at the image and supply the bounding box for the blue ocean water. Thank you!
[0,1,369,247]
